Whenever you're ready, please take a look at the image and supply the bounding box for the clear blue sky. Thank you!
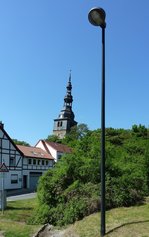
[0,0,148,145]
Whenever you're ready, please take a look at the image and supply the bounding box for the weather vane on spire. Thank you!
[69,69,72,82]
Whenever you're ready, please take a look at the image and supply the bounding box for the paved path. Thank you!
[7,192,36,201]
[0,232,4,237]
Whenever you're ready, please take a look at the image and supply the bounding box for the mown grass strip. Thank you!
[0,198,41,237]
[67,201,149,237]
[2,197,149,237]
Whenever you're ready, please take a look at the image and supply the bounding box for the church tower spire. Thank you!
[64,71,73,109]
[53,72,77,139]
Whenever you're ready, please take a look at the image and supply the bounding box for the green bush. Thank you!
[32,125,148,226]
[106,174,146,209]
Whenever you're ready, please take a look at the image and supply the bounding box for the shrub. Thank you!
[32,126,148,226]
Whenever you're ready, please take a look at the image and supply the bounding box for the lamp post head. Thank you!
[88,7,106,28]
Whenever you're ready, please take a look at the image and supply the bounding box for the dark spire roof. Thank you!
[64,71,73,107]
[67,70,72,90]
[53,71,77,138]
[58,72,75,121]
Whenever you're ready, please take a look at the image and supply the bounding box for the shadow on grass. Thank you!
[106,220,149,235]
[6,206,33,211]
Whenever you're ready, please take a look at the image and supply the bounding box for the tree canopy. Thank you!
[13,139,30,147]
[30,124,149,226]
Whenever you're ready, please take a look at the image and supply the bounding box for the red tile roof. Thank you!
[17,145,54,160]
[44,141,72,153]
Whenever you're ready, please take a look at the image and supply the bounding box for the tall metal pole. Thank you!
[88,7,106,236]
[100,26,106,237]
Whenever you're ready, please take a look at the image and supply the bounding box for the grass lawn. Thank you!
[66,199,149,237]
[2,197,149,237]
[0,198,41,237]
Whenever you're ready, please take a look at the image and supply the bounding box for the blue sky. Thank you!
[0,0,148,145]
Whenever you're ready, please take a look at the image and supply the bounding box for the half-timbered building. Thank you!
[0,122,71,192]
[0,122,23,190]
[17,145,53,191]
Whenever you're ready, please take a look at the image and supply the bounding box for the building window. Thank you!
[38,160,41,165]
[58,121,63,127]
[10,156,16,166]
[49,160,53,167]
[11,174,18,184]
[46,160,48,166]
[33,159,36,165]
[42,160,45,166]
[28,159,32,165]
[57,154,62,160]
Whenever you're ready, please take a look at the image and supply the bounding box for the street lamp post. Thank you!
[88,7,106,237]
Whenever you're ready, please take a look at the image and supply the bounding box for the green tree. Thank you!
[31,126,148,226]
[62,123,89,146]
[13,139,30,146]
[132,124,148,138]
[46,135,62,143]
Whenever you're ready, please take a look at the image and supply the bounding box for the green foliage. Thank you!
[46,135,62,143]
[144,141,149,192]
[62,123,89,147]
[33,124,148,226]
[132,124,148,138]
[13,139,30,146]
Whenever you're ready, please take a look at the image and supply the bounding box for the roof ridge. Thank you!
[41,140,52,155]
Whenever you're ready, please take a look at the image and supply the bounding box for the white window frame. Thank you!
[10,156,16,166]
[11,174,18,184]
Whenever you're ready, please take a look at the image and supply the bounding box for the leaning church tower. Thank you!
[53,72,77,139]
